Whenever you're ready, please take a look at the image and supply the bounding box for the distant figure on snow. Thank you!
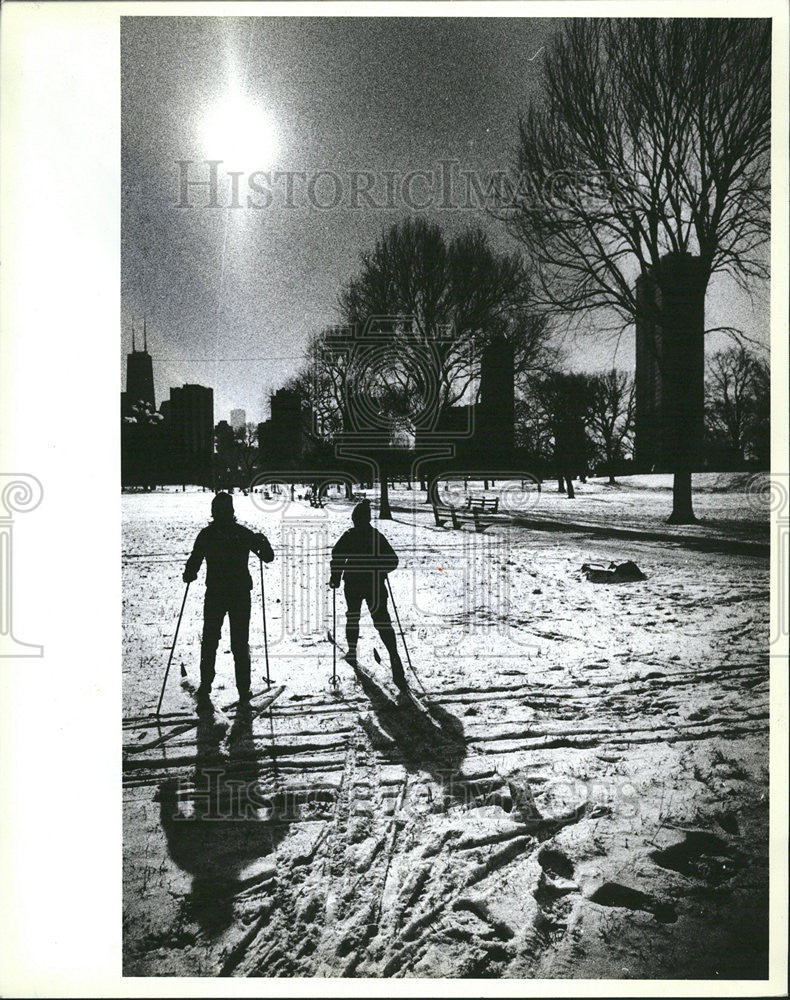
[183,492,274,706]
[329,500,405,687]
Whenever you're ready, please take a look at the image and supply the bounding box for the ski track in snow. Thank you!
[122,481,769,978]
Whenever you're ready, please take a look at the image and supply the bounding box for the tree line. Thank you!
[278,18,770,521]
[128,19,771,518]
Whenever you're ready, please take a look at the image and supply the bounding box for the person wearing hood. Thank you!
[183,492,274,705]
[329,500,405,688]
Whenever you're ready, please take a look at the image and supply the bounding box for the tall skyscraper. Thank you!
[477,335,515,463]
[265,388,307,462]
[634,253,706,472]
[168,384,214,484]
[230,408,246,431]
[124,318,155,413]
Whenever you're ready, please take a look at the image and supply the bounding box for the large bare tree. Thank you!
[588,369,635,484]
[325,218,553,517]
[503,18,770,521]
[286,330,350,442]
[526,372,594,499]
[338,217,547,412]
[706,345,767,467]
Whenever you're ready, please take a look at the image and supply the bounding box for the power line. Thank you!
[152,356,304,362]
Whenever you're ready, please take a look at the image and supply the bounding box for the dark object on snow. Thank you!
[581,560,647,583]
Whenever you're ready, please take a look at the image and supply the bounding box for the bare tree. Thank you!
[502,19,770,521]
[235,422,259,484]
[706,346,766,467]
[338,217,542,411]
[588,369,635,484]
[527,372,594,499]
[332,218,553,517]
[286,329,352,443]
[748,355,770,468]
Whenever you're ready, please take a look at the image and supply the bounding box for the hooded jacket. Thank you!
[329,524,398,589]
[184,518,274,592]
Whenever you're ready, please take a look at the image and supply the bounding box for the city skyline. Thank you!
[121,16,769,424]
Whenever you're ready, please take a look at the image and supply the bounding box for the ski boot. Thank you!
[391,655,407,690]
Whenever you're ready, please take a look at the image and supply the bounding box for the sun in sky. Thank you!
[200,90,279,169]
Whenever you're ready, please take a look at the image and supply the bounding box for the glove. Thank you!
[328,578,340,590]
[183,571,196,584]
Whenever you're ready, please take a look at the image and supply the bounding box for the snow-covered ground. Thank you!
[123,476,770,978]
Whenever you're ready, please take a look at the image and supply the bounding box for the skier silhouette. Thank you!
[183,492,274,706]
[329,500,405,687]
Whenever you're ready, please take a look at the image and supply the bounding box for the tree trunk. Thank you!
[667,470,696,523]
[565,474,575,499]
[379,465,393,520]
[646,254,706,524]
[557,476,565,493]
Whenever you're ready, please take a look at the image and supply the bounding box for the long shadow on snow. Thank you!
[156,704,292,936]
[352,666,519,814]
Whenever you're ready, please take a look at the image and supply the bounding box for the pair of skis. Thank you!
[326,630,440,730]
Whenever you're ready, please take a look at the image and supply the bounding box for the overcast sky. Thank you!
[121,16,769,424]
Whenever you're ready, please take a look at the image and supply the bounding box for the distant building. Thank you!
[257,420,271,453]
[215,420,234,451]
[263,388,308,463]
[123,319,155,415]
[634,253,706,472]
[477,336,515,462]
[168,384,214,485]
[121,320,165,488]
[230,408,246,431]
[214,420,237,488]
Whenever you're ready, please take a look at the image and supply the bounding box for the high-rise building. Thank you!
[230,408,246,431]
[256,389,316,467]
[267,388,307,461]
[124,319,155,414]
[168,384,214,484]
[634,253,706,472]
[477,336,515,462]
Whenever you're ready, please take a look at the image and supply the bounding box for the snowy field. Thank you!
[123,476,770,978]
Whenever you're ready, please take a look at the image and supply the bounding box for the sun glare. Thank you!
[201,93,279,168]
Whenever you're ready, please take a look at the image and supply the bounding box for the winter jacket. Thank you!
[329,525,398,589]
[184,518,274,592]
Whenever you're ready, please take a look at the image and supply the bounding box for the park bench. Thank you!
[306,491,326,508]
[432,501,497,533]
[465,495,499,514]
[351,492,367,503]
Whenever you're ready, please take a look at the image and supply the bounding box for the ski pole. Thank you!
[385,578,430,700]
[385,576,416,678]
[260,559,271,688]
[157,582,190,716]
[332,585,337,686]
